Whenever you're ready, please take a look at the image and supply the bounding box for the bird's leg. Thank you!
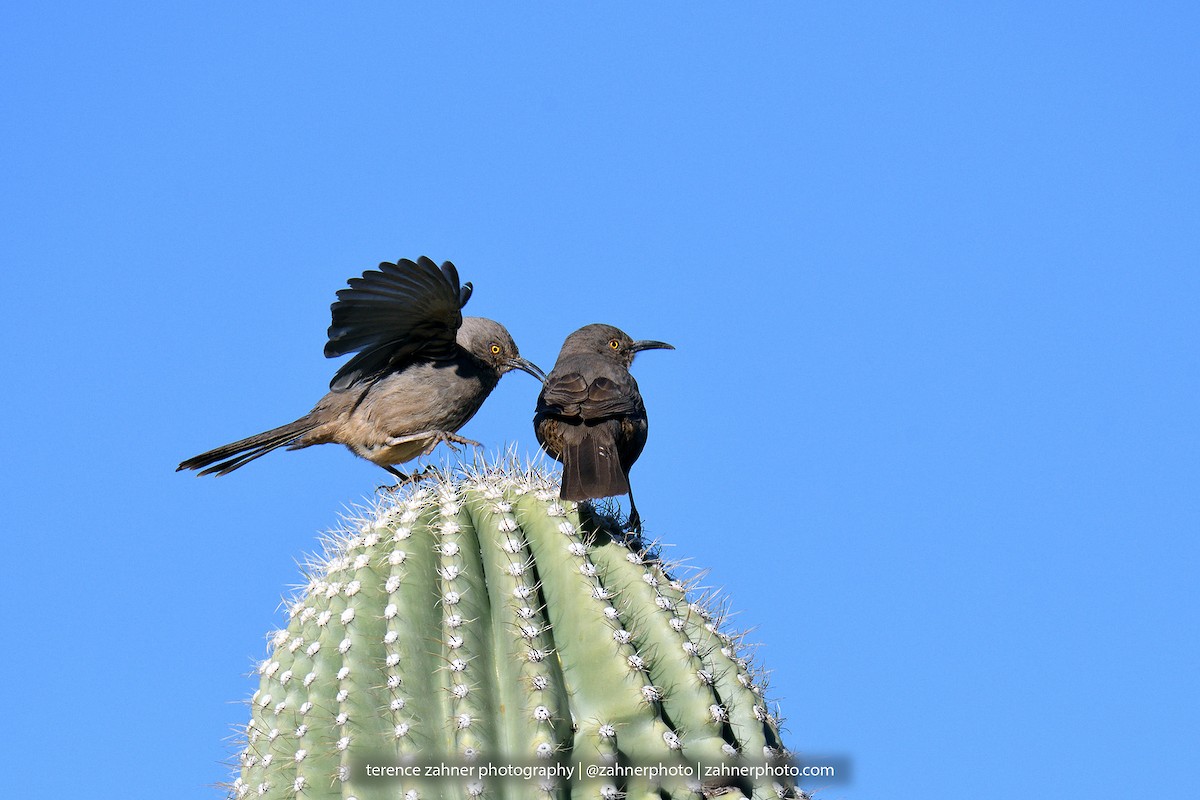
[376,463,435,493]
[386,430,484,457]
[626,485,643,535]
[431,431,484,454]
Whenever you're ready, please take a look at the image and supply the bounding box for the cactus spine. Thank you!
[230,465,795,800]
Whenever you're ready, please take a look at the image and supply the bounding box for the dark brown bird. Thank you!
[533,323,673,531]
[178,257,544,483]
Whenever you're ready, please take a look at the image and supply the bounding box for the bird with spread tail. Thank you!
[534,323,673,531]
[178,257,545,484]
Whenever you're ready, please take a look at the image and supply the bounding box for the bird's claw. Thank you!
[420,431,483,456]
[377,465,436,493]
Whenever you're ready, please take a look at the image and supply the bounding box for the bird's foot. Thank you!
[377,465,436,493]
[385,430,483,457]
[420,430,483,456]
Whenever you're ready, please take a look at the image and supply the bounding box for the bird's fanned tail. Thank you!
[558,426,630,501]
[177,416,321,476]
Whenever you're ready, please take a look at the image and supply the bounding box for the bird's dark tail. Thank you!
[558,427,630,501]
[177,416,322,476]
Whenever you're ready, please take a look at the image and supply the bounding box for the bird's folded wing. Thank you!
[324,257,471,391]
[538,373,641,420]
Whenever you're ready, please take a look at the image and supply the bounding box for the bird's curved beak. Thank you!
[507,356,547,382]
[630,340,675,353]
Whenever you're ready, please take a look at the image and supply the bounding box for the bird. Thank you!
[533,323,673,531]
[177,256,545,484]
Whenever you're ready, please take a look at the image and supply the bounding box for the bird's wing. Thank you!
[581,375,643,418]
[324,257,472,391]
[537,372,589,417]
[538,371,641,421]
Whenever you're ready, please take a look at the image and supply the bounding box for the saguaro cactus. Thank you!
[228,465,798,800]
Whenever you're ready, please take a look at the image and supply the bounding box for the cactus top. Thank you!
[228,465,798,800]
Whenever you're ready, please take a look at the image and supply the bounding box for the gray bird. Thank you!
[178,257,545,483]
[533,323,673,531]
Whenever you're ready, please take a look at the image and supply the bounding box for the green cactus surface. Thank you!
[228,465,798,800]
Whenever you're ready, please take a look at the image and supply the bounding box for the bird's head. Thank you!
[561,323,675,368]
[458,317,546,381]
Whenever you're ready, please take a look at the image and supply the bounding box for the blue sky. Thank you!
[3,3,1197,798]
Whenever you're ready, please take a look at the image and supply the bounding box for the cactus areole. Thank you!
[229,465,799,800]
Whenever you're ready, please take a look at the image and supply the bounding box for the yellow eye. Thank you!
[608,339,621,350]
[490,344,502,355]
